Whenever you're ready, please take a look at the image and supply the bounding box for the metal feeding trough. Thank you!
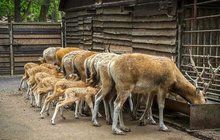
[164,98,220,130]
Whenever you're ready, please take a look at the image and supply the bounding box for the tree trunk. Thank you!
[39,0,51,22]
[14,0,21,22]
[22,0,32,21]
[51,0,58,22]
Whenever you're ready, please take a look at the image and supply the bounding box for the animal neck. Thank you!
[172,67,197,104]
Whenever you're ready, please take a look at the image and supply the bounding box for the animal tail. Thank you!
[84,59,90,80]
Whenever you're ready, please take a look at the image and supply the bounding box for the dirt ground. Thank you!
[0,76,200,140]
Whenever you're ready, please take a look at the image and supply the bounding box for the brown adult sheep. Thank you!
[39,47,62,64]
[72,50,97,82]
[55,47,81,67]
[108,53,206,135]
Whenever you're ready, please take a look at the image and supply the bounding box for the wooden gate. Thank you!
[179,0,220,102]
[0,22,62,75]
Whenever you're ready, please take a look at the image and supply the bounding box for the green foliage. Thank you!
[0,0,14,18]
[0,0,61,22]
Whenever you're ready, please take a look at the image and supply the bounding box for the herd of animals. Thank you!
[18,46,219,135]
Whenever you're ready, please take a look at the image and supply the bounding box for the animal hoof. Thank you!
[93,121,101,127]
[75,116,79,119]
[98,113,103,118]
[147,119,156,125]
[79,113,87,117]
[106,120,112,125]
[130,114,138,121]
[51,120,56,125]
[40,116,44,119]
[112,128,126,135]
[62,116,66,120]
[120,126,131,132]
[139,121,146,126]
[46,112,50,116]
[159,125,169,132]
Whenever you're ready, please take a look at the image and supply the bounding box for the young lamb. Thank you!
[51,86,100,125]
[40,79,88,118]
[33,76,64,107]
[29,72,51,106]
[19,62,39,91]
[25,65,60,100]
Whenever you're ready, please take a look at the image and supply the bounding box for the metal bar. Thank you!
[206,97,220,102]
[184,14,220,21]
[193,0,197,22]
[183,29,220,33]
[182,44,220,47]
[9,22,14,75]
[184,0,220,7]
[182,54,220,58]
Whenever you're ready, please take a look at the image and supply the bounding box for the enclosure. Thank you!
[0,0,220,139]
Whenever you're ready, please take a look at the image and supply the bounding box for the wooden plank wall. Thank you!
[0,23,10,75]
[0,23,62,75]
[64,0,177,56]
[93,6,132,52]
[65,10,94,50]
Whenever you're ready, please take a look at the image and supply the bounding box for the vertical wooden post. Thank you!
[61,17,66,48]
[60,22,64,48]
[177,25,182,68]
[9,22,14,75]
[176,0,183,68]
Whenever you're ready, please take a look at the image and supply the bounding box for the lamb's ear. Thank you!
[38,57,45,63]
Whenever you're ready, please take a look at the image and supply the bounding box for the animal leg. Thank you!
[51,98,75,125]
[25,85,30,99]
[18,76,25,91]
[85,96,94,118]
[74,100,80,119]
[40,95,52,118]
[119,110,131,132]
[139,94,154,126]
[157,93,168,131]
[92,89,103,127]
[112,92,130,135]
[128,94,133,113]
[103,99,110,124]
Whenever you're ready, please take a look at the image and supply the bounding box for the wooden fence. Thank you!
[62,0,220,102]
[0,22,62,75]
[64,0,177,56]
[180,0,220,102]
